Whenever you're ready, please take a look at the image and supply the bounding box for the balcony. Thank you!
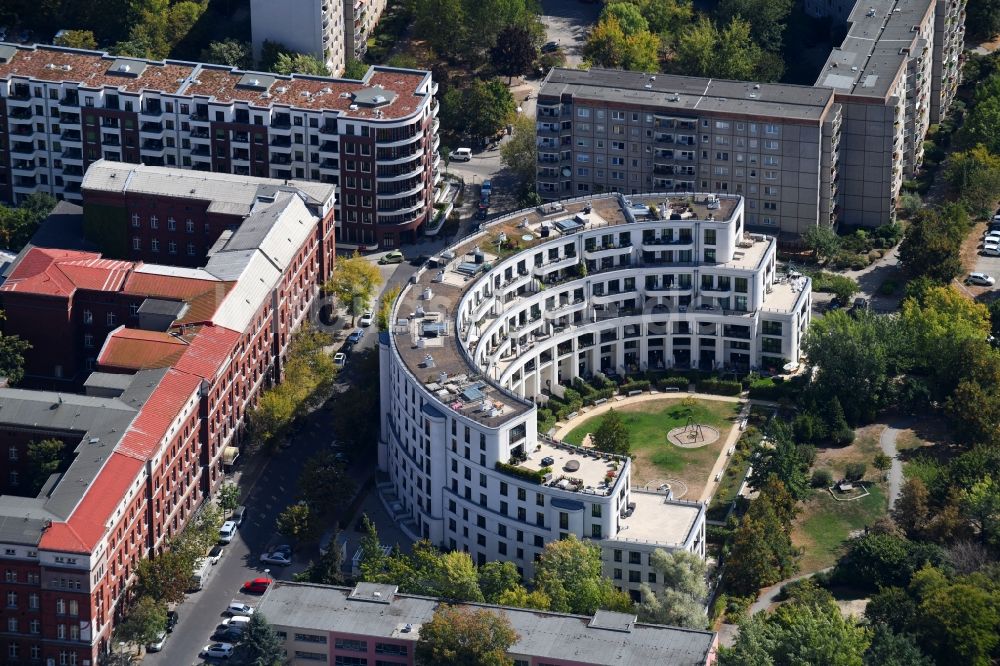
[190,145,210,156]
[190,128,210,140]
[59,113,81,125]
[10,108,32,120]
[102,136,121,146]
[270,154,292,166]
[140,122,163,135]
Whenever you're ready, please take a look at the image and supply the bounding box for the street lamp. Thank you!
[118,641,126,666]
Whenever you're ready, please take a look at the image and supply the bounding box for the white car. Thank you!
[260,551,292,566]
[333,352,346,369]
[202,643,234,659]
[968,272,996,286]
[984,243,1000,257]
[359,311,374,327]
[147,631,167,652]
[985,231,1000,242]
[218,521,237,544]
[225,601,254,617]
[450,147,472,161]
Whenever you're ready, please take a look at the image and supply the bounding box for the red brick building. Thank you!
[0,164,336,665]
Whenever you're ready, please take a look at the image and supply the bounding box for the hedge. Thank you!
[696,378,742,396]
[657,376,690,391]
[619,379,650,394]
[495,461,546,484]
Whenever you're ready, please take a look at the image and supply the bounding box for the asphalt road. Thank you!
[144,258,418,665]
[540,0,601,68]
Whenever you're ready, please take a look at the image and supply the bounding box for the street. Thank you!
[144,256,421,666]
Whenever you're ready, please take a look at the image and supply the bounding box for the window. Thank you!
[614,549,622,562]
[185,219,194,233]
[375,643,408,656]
[151,238,159,252]
[334,657,365,665]
[629,570,641,583]
[629,551,641,565]
[106,313,116,326]
[7,446,17,461]
[84,334,94,348]
[131,213,140,228]
[167,217,176,231]
[83,310,93,324]
[591,524,602,538]
[704,229,716,245]
[149,215,158,229]
[187,243,196,256]
[133,237,141,250]
[295,652,328,661]
[592,504,602,517]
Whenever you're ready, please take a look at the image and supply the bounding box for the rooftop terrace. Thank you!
[614,490,704,547]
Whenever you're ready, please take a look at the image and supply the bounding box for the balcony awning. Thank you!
[222,446,240,466]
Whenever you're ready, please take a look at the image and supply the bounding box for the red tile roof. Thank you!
[173,324,241,380]
[0,248,132,297]
[39,452,144,554]
[123,272,234,323]
[97,328,191,371]
[116,369,202,460]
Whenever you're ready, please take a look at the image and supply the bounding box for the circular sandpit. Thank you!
[666,424,720,449]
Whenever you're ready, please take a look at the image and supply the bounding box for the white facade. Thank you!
[250,0,346,75]
[380,192,811,598]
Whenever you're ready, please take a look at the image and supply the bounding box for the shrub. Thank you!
[658,376,691,391]
[619,379,650,394]
[832,427,856,446]
[495,461,546,484]
[845,462,867,482]
[696,378,742,396]
[811,469,834,488]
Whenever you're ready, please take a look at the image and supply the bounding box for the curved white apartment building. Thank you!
[378,192,811,599]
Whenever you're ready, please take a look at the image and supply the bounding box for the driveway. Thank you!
[540,0,601,68]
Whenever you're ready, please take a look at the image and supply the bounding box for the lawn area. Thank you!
[561,398,740,500]
[792,484,887,572]
[810,424,884,481]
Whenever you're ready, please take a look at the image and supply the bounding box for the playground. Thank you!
[558,397,740,500]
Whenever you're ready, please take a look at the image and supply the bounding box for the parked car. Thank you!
[208,545,224,565]
[242,577,272,594]
[218,521,237,544]
[166,610,179,632]
[347,328,364,344]
[273,544,292,556]
[481,179,492,195]
[333,352,347,368]
[334,451,351,465]
[967,272,996,286]
[147,631,167,652]
[378,250,404,264]
[226,601,255,617]
[219,616,251,636]
[359,311,374,327]
[202,643,234,659]
[984,243,1000,257]
[450,147,473,161]
[542,41,559,53]
[260,551,292,566]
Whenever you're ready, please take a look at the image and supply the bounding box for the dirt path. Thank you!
[879,418,910,511]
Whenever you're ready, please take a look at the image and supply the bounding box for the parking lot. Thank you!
[967,220,1000,299]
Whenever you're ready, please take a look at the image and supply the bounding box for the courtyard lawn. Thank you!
[792,484,887,572]
[562,398,740,500]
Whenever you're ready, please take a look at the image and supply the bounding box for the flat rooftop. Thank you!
[614,490,704,547]
[0,44,430,121]
[519,438,627,496]
[816,0,934,99]
[259,581,717,665]
[540,68,836,123]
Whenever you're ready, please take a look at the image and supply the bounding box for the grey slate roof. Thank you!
[81,160,336,215]
[541,68,835,122]
[0,369,167,543]
[258,581,716,666]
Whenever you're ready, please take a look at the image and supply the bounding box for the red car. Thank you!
[242,577,272,593]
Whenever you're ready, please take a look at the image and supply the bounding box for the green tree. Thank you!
[325,252,384,321]
[637,550,708,628]
[721,582,870,666]
[0,328,31,386]
[273,52,329,76]
[376,284,402,332]
[306,537,345,585]
[218,482,241,517]
[944,146,1000,218]
[713,17,766,81]
[864,625,934,666]
[601,2,649,35]
[489,25,537,83]
[803,224,841,263]
[623,29,660,71]
[358,514,389,581]
[135,548,195,604]
[967,0,1000,39]
[534,535,632,614]
[899,206,967,283]
[585,15,630,68]
[496,584,551,610]
[276,502,314,541]
[298,452,356,519]
[748,426,808,499]
[478,561,521,604]
[893,478,931,538]
[463,79,516,141]
[413,0,467,57]
[633,0,692,38]
[672,16,716,76]
[960,475,1000,545]
[415,605,518,666]
[343,57,369,79]
[723,476,798,596]
[26,438,66,493]
[54,30,98,49]
[717,0,793,52]
[873,453,892,475]
[917,580,1000,665]
[591,408,630,455]
[832,533,940,592]
[233,612,286,666]
[500,116,539,190]
[113,595,167,646]
[202,39,253,68]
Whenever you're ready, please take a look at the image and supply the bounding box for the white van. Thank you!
[218,521,237,544]
[450,147,472,162]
